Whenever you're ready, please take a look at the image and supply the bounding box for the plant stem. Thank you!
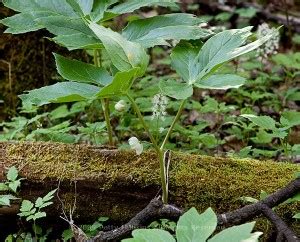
[101,99,114,145]
[126,94,168,203]
[126,94,159,151]
[94,50,114,146]
[160,99,186,150]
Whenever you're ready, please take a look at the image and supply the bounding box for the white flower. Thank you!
[128,137,143,155]
[151,94,168,121]
[256,23,280,59]
[159,127,165,133]
[115,100,126,112]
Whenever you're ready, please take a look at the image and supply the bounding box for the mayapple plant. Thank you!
[1,0,274,204]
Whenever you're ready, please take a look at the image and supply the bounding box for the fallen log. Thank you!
[0,142,300,230]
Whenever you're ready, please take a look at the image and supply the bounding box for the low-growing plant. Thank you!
[0,166,22,206]
[241,111,300,159]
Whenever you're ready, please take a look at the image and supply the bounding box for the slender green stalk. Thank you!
[101,99,114,145]
[160,99,186,150]
[126,94,168,203]
[126,94,159,151]
[94,50,114,146]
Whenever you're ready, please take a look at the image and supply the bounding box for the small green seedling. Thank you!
[0,166,23,206]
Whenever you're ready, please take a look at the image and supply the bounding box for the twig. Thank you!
[217,178,300,226]
[260,203,299,242]
[89,197,182,242]
[88,178,300,241]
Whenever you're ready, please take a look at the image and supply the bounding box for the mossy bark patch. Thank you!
[0,141,299,224]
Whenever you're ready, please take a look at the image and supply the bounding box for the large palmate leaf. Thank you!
[176,207,217,242]
[160,26,275,99]
[108,0,178,14]
[122,13,212,48]
[171,27,274,85]
[97,68,139,97]
[19,82,99,106]
[54,53,112,86]
[194,74,246,90]
[88,22,149,75]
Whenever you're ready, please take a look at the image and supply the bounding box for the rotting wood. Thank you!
[0,141,300,230]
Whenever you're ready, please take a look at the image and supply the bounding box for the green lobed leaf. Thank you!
[123,229,175,242]
[8,180,21,193]
[123,14,212,48]
[20,200,34,212]
[42,189,58,202]
[241,114,277,130]
[19,82,100,107]
[7,166,18,181]
[0,195,18,206]
[176,207,217,242]
[159,79,193,100]
[54,53,112,85]
[27,212,47,221]
[208,222,259,242]
[88,22,149,75]
[280,111,300,128]
[97,68,139,98]
[194,74,246,90]
[35,197,44,208]
[109,0,178,14]
[0,183,9,191]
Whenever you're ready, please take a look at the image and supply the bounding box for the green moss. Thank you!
[1,141,300,236]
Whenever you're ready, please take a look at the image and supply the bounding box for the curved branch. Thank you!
[86,178,300,242]
[260,204,298,242]
[217,178,300,226]
[89,197,182,242]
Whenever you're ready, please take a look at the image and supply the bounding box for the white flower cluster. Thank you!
[151,94,168,121]
[256,23,280,58]
[128,137,143,155]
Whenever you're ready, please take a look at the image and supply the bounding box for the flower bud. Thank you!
[128,137,143,155]
[115,100,126,112]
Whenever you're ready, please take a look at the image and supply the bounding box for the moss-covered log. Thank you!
[0,141,300,228]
